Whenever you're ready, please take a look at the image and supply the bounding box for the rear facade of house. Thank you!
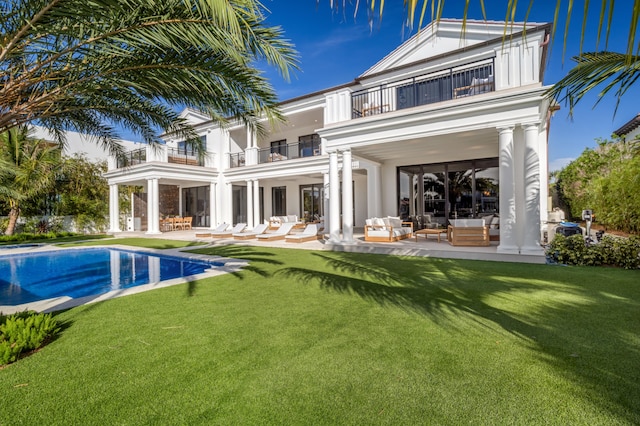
[104,19,554,256]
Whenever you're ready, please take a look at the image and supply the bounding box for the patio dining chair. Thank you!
[182,216,193,230]
[173,217,185,230]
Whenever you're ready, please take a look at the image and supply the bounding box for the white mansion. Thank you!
[104,19,554,255]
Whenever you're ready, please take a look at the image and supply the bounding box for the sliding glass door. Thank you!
[300,184,323,222]
[182,186,209,227]
[232,185,264,225]
[398,158,499,229]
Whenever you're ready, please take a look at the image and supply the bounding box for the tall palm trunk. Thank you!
[6,205,20,236]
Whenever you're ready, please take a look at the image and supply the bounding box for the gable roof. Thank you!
[179,108,211,125]
[360,19,550,78]
[614,113,640,136]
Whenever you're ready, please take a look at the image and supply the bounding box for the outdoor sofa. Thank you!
[364,217,413,242]
[447,219,490,246]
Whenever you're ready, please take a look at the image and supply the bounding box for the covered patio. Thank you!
[110,228,546,264]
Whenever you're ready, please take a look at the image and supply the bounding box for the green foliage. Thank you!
[0,126,61,235]
[556,137,640,233]
[547,234,640,269]
[0,311,59,365]
[0,231,75,243]
[21,217,64,234]
[1,0,298,153]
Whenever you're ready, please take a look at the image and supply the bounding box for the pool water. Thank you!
[0,248,221,305]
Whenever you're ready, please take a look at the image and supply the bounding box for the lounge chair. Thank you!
[285,224,320,243]
[255,222,296,241]
[211,223,246,238]
[195,223,229,238]
[232,223,268,240]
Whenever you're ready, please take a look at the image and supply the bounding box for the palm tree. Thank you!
[546,52,640,116]
[322,0,640,111]
[0,126,61,235]
[0,0,298,156]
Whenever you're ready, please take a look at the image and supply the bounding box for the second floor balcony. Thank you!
[112,144,211,170]
[352,58,495,119]
[228,136,322,169]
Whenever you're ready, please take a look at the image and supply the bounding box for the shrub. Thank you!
[0,311,60,365]
[0,231,77,244]
[547,235,640,269]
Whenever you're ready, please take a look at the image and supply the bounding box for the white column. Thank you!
[521,123,543,254]
[146,178,161,234]
[341,149,354,243]
[367,164,382,218]
[108,184,121,232]
[178,186,183,216]
[496,126,518,253]
[253,179,260,227]
[323,172,330,234]
[130,192,135,228]
[209,182,217,229]
[328,150,340,243]
[146,179,153,233]
[246,127,258,166]
[225,181,233,225]
[246,179,254,228]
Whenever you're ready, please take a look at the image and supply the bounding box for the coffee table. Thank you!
[414,228,447,243]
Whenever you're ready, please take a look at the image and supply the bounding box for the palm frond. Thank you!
[546,51,640,117]
[0,0,299,152]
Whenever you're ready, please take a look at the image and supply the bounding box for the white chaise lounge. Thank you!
[195,223,229,238]
[285,224,320,243]
[232,223,269,240]
[256,222,296,241]
[211,223,246,238]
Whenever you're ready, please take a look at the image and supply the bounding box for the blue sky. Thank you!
[260,0,640,171]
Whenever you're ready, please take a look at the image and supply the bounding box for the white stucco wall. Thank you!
[31,125,141,162]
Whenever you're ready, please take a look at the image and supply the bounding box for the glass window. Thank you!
[270,140,287,156]
[181,185,209,227]
[298,134,320,157]
[177,136,206,156]
[300,184,323,222]
[398,158,499,229]
[232,185,264,224]
[272,186,286,216]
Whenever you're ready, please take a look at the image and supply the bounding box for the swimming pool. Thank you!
[0,248,223,305]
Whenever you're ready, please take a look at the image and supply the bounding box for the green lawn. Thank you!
[1,243,639,424]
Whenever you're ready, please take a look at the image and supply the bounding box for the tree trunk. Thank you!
[5,206,20,236]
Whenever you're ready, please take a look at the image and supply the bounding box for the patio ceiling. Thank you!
[351,127,498,165]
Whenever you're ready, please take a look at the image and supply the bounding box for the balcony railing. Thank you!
[352,58,495,118]
[167,147,203,166]
[229,152,246,168]
[116,147,146,168]
[257,142,320,164]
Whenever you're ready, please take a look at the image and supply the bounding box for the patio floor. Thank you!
[115,227,547,264]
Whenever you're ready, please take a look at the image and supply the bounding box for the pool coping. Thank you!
[0,244,248,315]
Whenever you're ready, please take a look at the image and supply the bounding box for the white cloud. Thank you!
[304,25,371,58]
[549,157,574,172]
